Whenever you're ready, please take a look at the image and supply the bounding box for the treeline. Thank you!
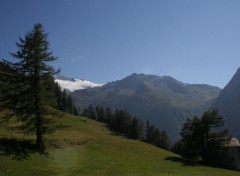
[82,105,171,150]
[54,83,78,115]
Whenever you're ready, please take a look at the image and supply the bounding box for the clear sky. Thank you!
[1,0,240,88]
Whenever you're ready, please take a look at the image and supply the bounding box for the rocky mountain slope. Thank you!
[211,68,240,138]
[71,73,221,140]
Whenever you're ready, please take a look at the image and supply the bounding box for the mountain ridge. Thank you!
[70,73,221,140]
[211,68,240,138]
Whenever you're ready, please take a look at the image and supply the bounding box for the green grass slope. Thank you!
[0,113,239,176]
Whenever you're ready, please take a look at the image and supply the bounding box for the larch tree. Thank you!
[0,23,59,153]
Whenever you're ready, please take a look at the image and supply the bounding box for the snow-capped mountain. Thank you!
[55,76,104,92]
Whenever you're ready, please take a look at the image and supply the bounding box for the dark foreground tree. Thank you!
[0,23,58,153]
[180,109,231,168]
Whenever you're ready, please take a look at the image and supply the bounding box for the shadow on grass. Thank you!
[0,138,37,160]
[165,156,200,166]
[55,124,71,130]
[109,131,130,139]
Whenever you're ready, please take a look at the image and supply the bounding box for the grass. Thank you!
[0,113,239,176]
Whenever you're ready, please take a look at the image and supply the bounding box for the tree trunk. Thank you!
[34,57,45,153]
[36,115,45,153]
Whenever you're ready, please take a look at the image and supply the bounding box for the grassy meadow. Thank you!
[0,113,239,176]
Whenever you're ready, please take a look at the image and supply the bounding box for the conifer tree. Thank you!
[160,130,171,150]
[82,105,96,120]
[54,83,63,110]
[0,23,58,153]
[146,120,150,140]
[180,109,229,167]
[95,106,106,122]
[146,123,157,144]
[130,117,141,139]
[105,107,113,124]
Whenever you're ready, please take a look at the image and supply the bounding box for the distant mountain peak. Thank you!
[232,67,240,81]
[71,73,221,140]
[236,67,240,73]
[55,76,105,92]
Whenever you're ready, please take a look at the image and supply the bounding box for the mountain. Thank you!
[55,75,104,92]
[71,73,221,140]
[211,68,240,138]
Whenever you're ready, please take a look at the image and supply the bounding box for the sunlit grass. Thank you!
[0,113,239,176]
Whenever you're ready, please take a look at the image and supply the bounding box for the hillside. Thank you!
[211,68,240,138]
[0,113,239,176]
[71,73,221,140]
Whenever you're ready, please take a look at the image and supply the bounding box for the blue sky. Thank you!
[1,0,240,88]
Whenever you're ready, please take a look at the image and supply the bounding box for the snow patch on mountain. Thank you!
[55,77,104,92]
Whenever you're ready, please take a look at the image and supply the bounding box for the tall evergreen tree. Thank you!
[0,23,58,153]
[172,140,185,155]
[160,130,171,150]
[61,90,68,112]
[54,83,63,110]
[95,106,106,122]
[180,117,202,159]
[138,118,144,139]
[82,105,96,120]
[146,120,150,140]
[146,124,157,144]
[105,107,113,124]
[130,117,141,139]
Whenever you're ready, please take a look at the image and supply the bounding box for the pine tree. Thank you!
[0,23,58,153]
[180,109,229,167]
[138,118,144,139]
[146,120,150,140]
[61,90,68,112]
[130,117,141,139]
[82,105,96,120]
[95,106,106,122]
[54,83,63,110]
[172,140,185,155]
[154,128,161,147]
[146,123,157,144]
[180,117,202,159]
[66,94,74,113]
[54,83,77,115]
[160,130,171,150]
[105,107,113,124]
